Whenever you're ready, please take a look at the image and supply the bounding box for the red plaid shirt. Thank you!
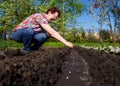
[14,13,48,32]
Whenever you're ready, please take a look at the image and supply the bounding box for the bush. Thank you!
[99,30,110,42]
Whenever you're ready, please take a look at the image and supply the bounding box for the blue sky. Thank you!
[77,0,109,32]
[76,11,100,31]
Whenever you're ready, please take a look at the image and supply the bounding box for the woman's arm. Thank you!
[41,23,73,48]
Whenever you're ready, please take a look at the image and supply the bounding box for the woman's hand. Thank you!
[65,42,74,48]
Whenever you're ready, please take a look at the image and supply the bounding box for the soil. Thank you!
[0,47,120,86]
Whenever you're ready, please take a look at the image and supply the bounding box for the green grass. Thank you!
[0,40,66,49]
[0,39,23,49]
[0,39,120,49]
[43,42,65,47]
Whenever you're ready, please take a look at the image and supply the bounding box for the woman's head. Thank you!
[45,7,61,22]
[45,7,61,17]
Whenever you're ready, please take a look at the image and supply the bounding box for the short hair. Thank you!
[45,7,61,17]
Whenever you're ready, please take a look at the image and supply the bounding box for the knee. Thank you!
[40,34,48,41]
[35,33,48,42]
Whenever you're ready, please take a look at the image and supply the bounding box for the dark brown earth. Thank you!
[0,47,120,86]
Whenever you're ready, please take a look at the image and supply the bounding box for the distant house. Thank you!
[85,32,100,39]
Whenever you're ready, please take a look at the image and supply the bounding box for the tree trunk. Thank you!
[107,12,114,42]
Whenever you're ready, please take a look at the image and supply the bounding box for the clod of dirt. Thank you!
[4,49,25,58]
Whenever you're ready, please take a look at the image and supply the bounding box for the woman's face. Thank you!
[47,11,59,22]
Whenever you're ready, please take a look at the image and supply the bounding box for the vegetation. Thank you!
[1,39,120,49]
[0,0,120,50]
[87,0,120,43]
[0,0,85,37]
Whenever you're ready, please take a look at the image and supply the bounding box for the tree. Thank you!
[0,0,35,31]
[87,0,110,42]
[110,0,120,43]
[0,0,85,39]
[41,0,85,31]
[99,29,110,42]
[87,0,120,43]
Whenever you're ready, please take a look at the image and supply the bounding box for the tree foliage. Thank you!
[0,0,36,32]
[0,0,85,33]
[99,30,110,42]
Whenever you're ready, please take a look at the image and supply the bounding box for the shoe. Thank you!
[21,50,30,54]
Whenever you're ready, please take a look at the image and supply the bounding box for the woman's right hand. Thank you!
[65,42,74,48]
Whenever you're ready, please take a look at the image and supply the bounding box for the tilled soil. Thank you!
[0,47,120,86]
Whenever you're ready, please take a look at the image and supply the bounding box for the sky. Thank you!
[77,0,109,32]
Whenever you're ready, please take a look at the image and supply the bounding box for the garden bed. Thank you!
[0,47,120,86]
